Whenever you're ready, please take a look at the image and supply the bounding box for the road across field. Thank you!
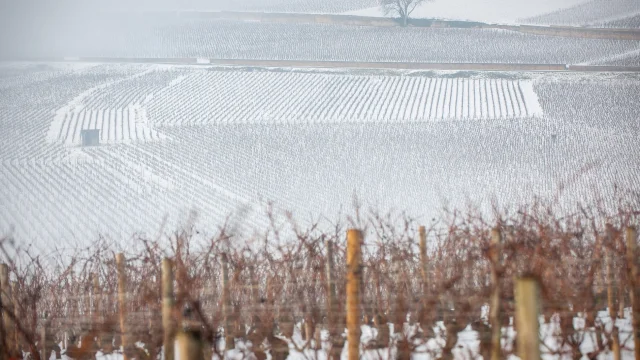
[13,57,640,72]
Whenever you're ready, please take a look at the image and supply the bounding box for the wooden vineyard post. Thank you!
[220,253,233,351]
[162,258,175,360]
[40,320,47,360]
[1,263,12,360]
[94,273,111,353]
[0,263,15,360]
[92,273,100,316]
[176,330,203,360]
[11,281,20,358]
[176,304,204,360]
[40,312,58,360]
[626,226,640,360]
[419,226,429,311]
[514,276,540,360]
[92,273,100,325]
[116,253,129,360]
[325,239,343,360]
[606,247,621,360]
[489,228,502,360]
[346,229,362,360]
[91,273,102,349]
[249,264,261,313]
[393,246,410,360]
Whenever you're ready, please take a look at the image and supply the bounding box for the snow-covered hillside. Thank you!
[344,0,588,24]
[2,16,640,64]
[1,64,639,248]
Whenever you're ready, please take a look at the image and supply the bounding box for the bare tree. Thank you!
[380,0,431,26]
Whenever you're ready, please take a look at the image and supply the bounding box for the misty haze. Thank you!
[0,0,639,360]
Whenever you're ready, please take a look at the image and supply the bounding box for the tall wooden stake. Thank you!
[419,226,429,308]
[11,281,20,357]
[163,258,175,360]
[325,239,343,360]
[346,229,362,360]
[0,263,14,360]
[92,273,101,349]
[92,273,100,323]
[116,253,129,360]
[40,320,47,360]
[490,228,502,360]
[1,264,10,360]
[606,248,621,360]
[221,253,233,351]
[394,251,410,360]
[176,318,204,360]
[515,276,540,360]
[626,226,640,360]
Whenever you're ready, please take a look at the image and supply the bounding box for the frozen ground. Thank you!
[2,16,639,64]
[41,309,635,360]
[343,0,588,24]
[0,63,639,250]
[343,0,640,27]
[521,0,640,27]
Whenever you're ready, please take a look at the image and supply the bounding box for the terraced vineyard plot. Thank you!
[0,155,250,250]
[147,70,543,125]
[521,0,640,26]
[3,116,640,245]
[590,49,640,66]
[600,13,640,28]
[535,77,640,132]
[1,64,639,245]
[0,64,150,159]
[47,67,183,146]
[41,67,545,144]
[4,17,640,64]
[51,106,167,146]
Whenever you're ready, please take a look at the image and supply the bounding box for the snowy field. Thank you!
[1,63,639,249]
[343,0,587,24]
[144,71,542,126]
[48,71,543,144]
[343,0,640,27]
[588,48,640,66]
[8,0,637,27]
[38,310,637,360]
[3,0,639,29]
[2,17,640,64]
[599,14,640,28]
[521,0,640,27]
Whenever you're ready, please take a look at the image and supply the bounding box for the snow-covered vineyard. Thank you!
[0,63,639,246]
[1,17,639,64]
[521,0,640,27]
[4,0,639,26]
[1,0,640,358]
[51,69,544,136]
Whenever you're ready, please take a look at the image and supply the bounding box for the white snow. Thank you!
[167,311,638,360]
[145,72,543,126]
[48,68,167,147]
[519,80,544,117]
[3,64,638,250]
[583,48,640,66]
[343,0,590,25]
